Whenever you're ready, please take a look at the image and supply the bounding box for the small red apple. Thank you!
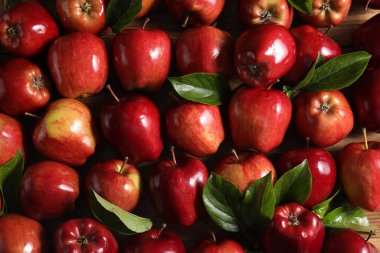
[322,229,377,253]
[0,113,24,166]
[192,236,245,253]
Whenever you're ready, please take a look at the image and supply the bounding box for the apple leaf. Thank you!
[168,73,230,105]
[293,52,324,92]
[202,172,243,232]
[287,0,313,15]
[306,51,371,91]
[241,172,275,232]
[89,189,152,235]
[323,204,372,232]
[312,187,342,219]
[274,160,311,206]
[106,0,142,32]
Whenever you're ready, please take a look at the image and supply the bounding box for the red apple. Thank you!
[20,160,79,220]
[56,0,106,33]
[192,238,245,253]
[214,151,277,191]
[48,32,108,98]
[0,214,46,253]
[283,25,341,85]
[0,113,24,166]
[54,217,118,253]
[124,227,186,253]
[165,101,225,157]
[0,58,50,116]
[322,229,376,253]
[294,90,354,148]
[175,26,234,79]
[163,0,226,27]
[276,148,337,207]
[33,99,97,166]
[100,91,163,165]
[234,24,296,88]
[112,26,171,92]
[136,0,161,18]
[86,159,141,212]
[239,0,293,28]
[148,148,209,226]
[0,1,59,57]
[228,86,292,153]
[260,202,325,253]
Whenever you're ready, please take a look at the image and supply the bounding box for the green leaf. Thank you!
[294,52,324,91]
[274,160,312,206]
[168,73,230,105]
[89,189,152,235]
[106,0,129,25]
[241,172,275,232]
[312,187,341,219]
[287,0,313,15]
[306,51,371,91]
[323,204,372,232]
[202,173,243,232]
[111,0,142,32]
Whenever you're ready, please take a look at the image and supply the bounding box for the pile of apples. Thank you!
[0,0,380,252]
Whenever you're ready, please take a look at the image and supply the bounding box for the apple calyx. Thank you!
[6,26,17,41]
[77,235,89,245]
[363,128,369,150]
[232,149,240,163]
[247,64,261,80]
[170,146,177,166]
[80,1,92,14]
[321,1,331,12]
[32,76,44,90]
[319,103,330,113]
[156,223,167,239]
[117,157,130,175]
[106,85,120,103]
[288,212,301,226]
[260,10,273,23]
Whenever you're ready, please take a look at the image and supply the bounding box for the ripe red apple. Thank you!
[124,227,186,253]
[54,217,118,253]
[0,113,24,166]
[112,26,171,91]
[322,229,377,253]
[234,24,296,88]
[260,202,325,253]
[0,58,51,116]
[163,0,226,27]
[20,160,79,220]
[86,159,141,212]
[283,25,341,85]
[33,99,97,166]
[148,148,209,226]
[276,148,337,207]
[0,214,46,253]
[239,0,293,28]
[228,86,292,153]
[48,32,108,98]
[294,90,354,148]
[192,238,245,253]
[165,101,225,157]
[353,14,380,63]
[100,91,163,165]
[136,0,161,18]
[0,1,59,57]
[214,151,277,191]
[298,0,352,28]
[175,26,234,79]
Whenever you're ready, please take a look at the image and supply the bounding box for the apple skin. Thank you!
[0,113,24,166]
[0,214,47,253]
[165,101,225,157]
[48,32,108,98]
[175,26,234,79]
[214,152,277,192]
[33,99,97,166]
[228,87,292,153]
[339,141,380,211]
[260,202,325,253]
[149,156,209,226]
[283,25,341,85]
[294,90,354,148]
[56,0,106,33]
[54,217,118,253]
[20,160,80,220]
[100,93,163,165]
[322,229,375,253]
[163,0,226,27]
[124,227,186,253]
[239,0,293,28]
[0,1,59,57]
[0,58,51,116]
[136,0,161,18]
[191,239,245,253]
[234,24,296,88]
[112,28,171,92]
[276,148,337,207]
[86,159,141,212]
[298,0,352,28]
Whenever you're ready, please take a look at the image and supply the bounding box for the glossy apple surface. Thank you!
[191,238,245,253]
[234,24,296,88]
[0,113,24,166]
[322,229,375,253]
[353,14,380,62]
[86,159,141,212]
[54,217,118,253]
[48,32,108,98]
[33,99,97,166]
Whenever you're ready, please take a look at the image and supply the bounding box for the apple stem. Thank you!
[24,112,41,119]
[106,85,120,103]
[142,17,150,30]
[119,157,129,174]
[306,137,310,149]
[366,230,375,241]
[182,13,190,28]
[267,81,277,90]
[157,223,167,239]
[212,21,218,27]
[363,128,369,150]
[324,25,333,35]
[231,149,240,162]
[170,146,177,166]
[365,0,371,10]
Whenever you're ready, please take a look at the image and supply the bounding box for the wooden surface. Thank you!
[1,0,380,251]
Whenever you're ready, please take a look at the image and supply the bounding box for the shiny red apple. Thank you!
[353,14,380,62]
[0,113,24,166]
[191,237,245,253]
